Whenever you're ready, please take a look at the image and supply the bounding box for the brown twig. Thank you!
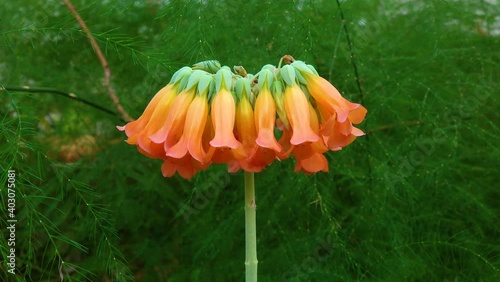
[2,86,125,123]
[63,0,133,122]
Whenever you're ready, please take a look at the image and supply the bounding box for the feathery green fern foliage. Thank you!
[1,0,499,281]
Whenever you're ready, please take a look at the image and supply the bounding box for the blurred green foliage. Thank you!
[1,0,499,281]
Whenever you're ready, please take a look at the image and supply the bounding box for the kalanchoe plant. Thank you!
[118,55,367,281]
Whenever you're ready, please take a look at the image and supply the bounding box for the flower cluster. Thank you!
[118,57,367,179]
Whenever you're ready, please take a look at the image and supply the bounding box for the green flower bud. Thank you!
[261,64,277,72]
[233,65,247,77]
[192,60,221,73]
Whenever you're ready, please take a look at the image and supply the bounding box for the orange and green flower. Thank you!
[118,57,367,179]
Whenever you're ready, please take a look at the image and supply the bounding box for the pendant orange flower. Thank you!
[118,57,366,179]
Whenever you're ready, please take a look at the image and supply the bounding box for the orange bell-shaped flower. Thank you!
[284,84,320,145]
[118,58,367,179]
[254,87,282,152]
[148,89,195,155]
[291,60,360,123]
[230,91,267,173]
[117,84,174,139]
[166,92,211,164]
[210,88,241,149]
[324,118,365,151]
[210,88,246,163]
[305,75,359,123]
[120,84,178,159]
[291,103,327,160]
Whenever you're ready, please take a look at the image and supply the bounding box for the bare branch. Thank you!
[62,0,133,122]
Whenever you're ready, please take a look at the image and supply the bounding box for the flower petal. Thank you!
[119,84,174,137]
[166,94,209,163]
[254,88,282,152]
[348,104,367,124]
[284,85,320,145]
[294,153,329,174]
[306,76,358,123]
[148,90,194,144]
[209,89,242,149]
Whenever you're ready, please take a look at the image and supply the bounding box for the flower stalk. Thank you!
[244,172,258,282]
[117,56,368,281]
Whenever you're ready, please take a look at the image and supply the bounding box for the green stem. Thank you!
[277,56,284,69]
[244,172,258,282]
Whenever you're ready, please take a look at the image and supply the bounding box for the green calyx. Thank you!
[290,60,314,76]
[280,65,296,86]
[215,66,233,93]
[169,56,318,108]
[306,64,319,76]
[198,74,215,96]
[235,77,252,102]
[170,66,193,86]
[186,70,209,91]
[258,69,274,91]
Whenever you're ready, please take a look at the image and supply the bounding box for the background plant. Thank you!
[1,0,499,281]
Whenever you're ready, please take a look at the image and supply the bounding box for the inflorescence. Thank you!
[118,55,367,179]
